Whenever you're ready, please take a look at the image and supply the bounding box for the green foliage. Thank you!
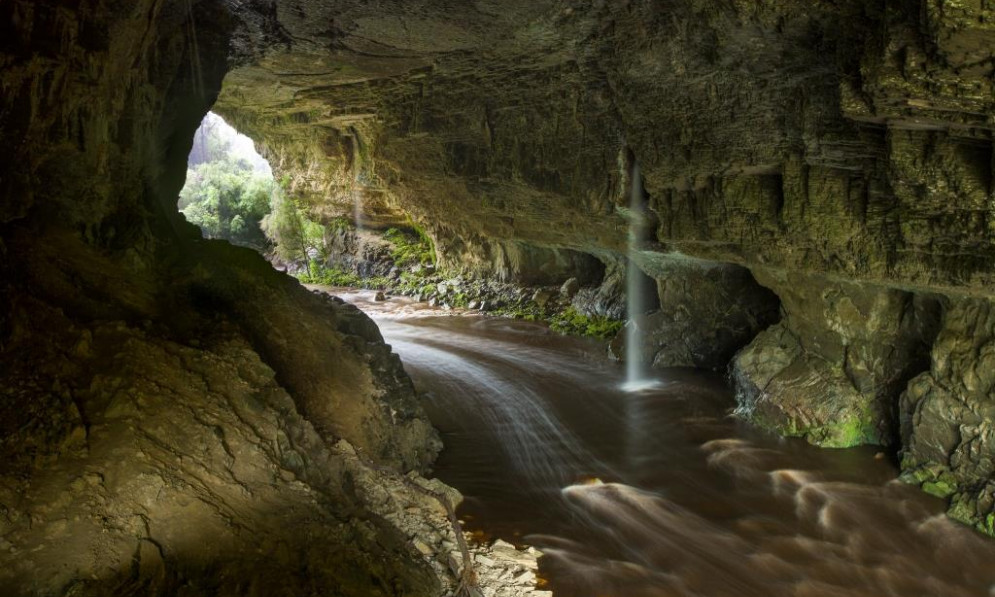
[179,157,275,250]
[393,272,423,294]
[383,227,436,267]
[550,307,624,339]
[492,304,545,322]
[297,264,360,286]
[261,190,325,270]
[296,265,391,290]
[364,276,392,290]
[329,217,354,234]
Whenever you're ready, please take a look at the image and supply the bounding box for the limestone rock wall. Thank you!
[208,0,995,531]
[732,270,942,447]
[901,297,995,534]
[0,0,450,594]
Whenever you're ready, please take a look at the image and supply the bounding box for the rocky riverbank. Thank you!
[335,440,552,597]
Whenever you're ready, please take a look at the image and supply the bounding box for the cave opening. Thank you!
[179,112,275,252]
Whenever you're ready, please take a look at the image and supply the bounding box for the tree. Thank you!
[179,156,274,250]
[260,183,324,273]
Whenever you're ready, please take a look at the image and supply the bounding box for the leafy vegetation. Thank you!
[297,264,361,286]
[179,113,276,250]
[261,180,325,275]
[179,157,275,250]
[383,227,436,267]
[297,264,391,290]
[550,307,624,339]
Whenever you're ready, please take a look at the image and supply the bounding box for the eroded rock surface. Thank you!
[0,0,454,594]
[732,270,941,448]
[611,262,779,370]
[900,298,995,533]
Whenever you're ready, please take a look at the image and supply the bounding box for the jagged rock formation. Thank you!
[900,297,995,534]
[611,261,780,370]
[732,271,942,447]
[0,1,448,594]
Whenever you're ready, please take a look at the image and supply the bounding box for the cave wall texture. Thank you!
[0,1,443,594]
[4,0,995,592]
[211,0,995,534]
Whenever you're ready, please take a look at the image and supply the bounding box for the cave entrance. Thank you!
[179,112,277,252]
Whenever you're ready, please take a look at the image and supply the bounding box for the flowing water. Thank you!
[625,161,653,391]
[329,288,995,597]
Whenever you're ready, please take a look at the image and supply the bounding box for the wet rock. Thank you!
[610,262,779,370]
[560,278,580,299]
[732,270,941,448]
[572,260,627,320]
[899,297,995,533]
[374,291,387,302]
[532,288,557,309]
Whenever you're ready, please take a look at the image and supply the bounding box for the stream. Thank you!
[334,289,995,597]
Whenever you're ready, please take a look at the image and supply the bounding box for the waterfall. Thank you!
[622,162,659,392]
[352,156,365,281]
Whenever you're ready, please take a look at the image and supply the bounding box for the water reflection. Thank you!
[328,288,995,597]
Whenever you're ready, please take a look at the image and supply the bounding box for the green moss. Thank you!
[549,307,623,339]
[448,292,470,308]
[492,304,545,322]
[923,480,958,499]
[383,227,436,268]
[810,415,876,448]
[947,494,978,528]
[297,265,361,287]
[748,402,879,449]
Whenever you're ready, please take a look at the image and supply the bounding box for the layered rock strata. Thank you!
[6,0,995,563]
[0,0,471,594]
[209,0,995,531]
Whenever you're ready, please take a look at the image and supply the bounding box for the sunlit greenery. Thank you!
[179,158,274,250]
[179,113,275,251]
[383,227,436,267]
[261,178,325,274]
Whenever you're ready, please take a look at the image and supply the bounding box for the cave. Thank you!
[4,1,995,596]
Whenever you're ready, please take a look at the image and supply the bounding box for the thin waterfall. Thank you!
[185,0,205,100]
[623,162,658,391]
[351,137,365,281]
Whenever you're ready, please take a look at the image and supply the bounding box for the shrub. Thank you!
[383,227,436,267]
[550,307,623,339]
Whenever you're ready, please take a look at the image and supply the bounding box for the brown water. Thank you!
[331,288,995,597]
